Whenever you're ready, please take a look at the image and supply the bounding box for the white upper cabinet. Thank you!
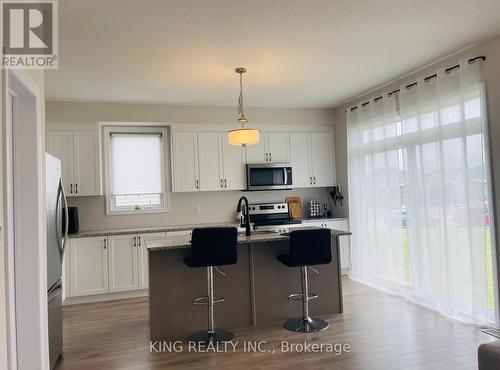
[290,132,335,188]
[290,133,312,187]
[245,132,290,164]
[47,130,101,196]
[172,129,334,192]
[47,131,74,195]
[198,132,223,191]
[172,132,200,192]
[266,132,290,163]
[73,131,101,196]
[245,137,266,163]
[172,132,246,192]
[310,132,334,187]
[222,135,246,190]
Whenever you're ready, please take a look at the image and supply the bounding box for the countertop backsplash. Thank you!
[68,187,330,233]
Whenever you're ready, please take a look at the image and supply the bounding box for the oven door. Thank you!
[246,164,293,190]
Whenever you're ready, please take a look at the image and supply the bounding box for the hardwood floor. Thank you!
[56,278,496,370]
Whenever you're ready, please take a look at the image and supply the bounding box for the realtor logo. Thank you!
[1,0,58,68]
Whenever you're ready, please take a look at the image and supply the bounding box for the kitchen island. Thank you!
[146,228,350,341]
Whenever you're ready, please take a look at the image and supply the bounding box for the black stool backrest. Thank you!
[289,229,332,266]
[189,227,238,267]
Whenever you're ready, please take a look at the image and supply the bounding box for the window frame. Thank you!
[103,124,171,215]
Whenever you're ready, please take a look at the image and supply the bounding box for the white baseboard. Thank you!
[63,289,149,305]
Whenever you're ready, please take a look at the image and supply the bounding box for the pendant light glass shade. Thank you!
[227,67,260,146]
[228,128,260,146]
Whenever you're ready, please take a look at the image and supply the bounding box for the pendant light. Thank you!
[227,67,260,146]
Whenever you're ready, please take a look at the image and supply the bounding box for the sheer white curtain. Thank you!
[348,59,495,324]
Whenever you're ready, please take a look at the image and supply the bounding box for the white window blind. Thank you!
[104,126,170,214]
[110,133,163,196]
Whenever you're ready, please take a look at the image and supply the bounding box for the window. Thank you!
[103,126,170,214]
[348,64,496,325]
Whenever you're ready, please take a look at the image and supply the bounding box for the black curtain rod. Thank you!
[346,55,486,113]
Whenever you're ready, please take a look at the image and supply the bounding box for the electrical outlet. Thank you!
[194,205,201,214]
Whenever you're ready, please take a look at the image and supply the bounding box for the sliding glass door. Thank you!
[348,60,497,325]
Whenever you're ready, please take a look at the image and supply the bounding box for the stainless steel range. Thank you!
[247,202,302,228]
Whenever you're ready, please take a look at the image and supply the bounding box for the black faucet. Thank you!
[237,196,251,236]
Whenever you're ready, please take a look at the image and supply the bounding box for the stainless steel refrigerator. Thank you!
[46,153,68,369]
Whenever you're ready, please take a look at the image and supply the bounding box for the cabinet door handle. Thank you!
[224,179,227,188]
[313,176,316,185]
[220,179,223,188]
[265,153,268,161]
[75,184,78,194]
[70,184,73,194]
[133,236,137,247]
[103,238,107,249]
[195,179,199,189]
[309,177,312,184]
[269,152,272,162]
[138,236,141,246]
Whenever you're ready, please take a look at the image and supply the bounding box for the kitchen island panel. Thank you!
[149,246,252,341]
[252,238,342,324]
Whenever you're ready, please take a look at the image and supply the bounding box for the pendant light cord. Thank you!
[238,71,244,118]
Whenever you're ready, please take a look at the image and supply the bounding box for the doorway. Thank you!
[3,70,48,370]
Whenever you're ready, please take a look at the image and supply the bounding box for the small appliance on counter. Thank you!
[63,206,79,235]
[309,199,329,218]
[248,202,302,227]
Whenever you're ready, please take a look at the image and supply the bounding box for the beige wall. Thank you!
[46,102,334,231]
[46,102,332,126]
[332,34,500,221]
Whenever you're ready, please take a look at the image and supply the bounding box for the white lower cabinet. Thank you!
[326,219,350,274]
[69,237,108,296]
[138,232,165,289]
[67,232,166,300]
[108,235,139,292]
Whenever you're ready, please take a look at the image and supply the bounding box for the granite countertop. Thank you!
[68,222,240,238]
[145,228,352,251]
[68,217,348,239]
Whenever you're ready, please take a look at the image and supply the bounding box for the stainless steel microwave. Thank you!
[246,163,293,191]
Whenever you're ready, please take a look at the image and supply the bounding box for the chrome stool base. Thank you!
[283,316,329,333]
[188,329,234,345]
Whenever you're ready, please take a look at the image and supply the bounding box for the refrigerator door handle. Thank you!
[55,178,69,261]
[55,181,62,253]
[61,179,69,260]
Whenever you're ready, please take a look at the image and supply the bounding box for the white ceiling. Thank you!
[46,0,500,108]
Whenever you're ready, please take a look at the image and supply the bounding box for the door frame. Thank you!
[3,69,48,370]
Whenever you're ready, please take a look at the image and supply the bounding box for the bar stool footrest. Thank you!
[287,293,319,301]
[192,296,226,305]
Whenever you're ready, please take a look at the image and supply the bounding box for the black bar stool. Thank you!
[183,227,238,344]
[277,228,332,333]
